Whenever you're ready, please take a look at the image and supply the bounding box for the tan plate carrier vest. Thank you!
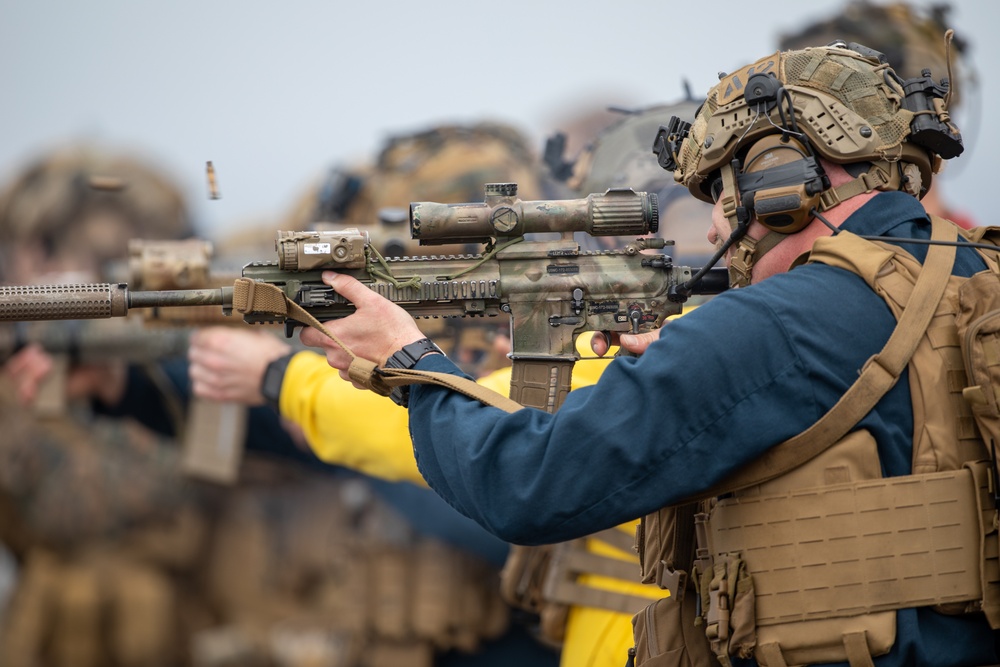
[634,216,1000,667]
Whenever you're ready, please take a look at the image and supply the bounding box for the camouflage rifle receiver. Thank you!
[0,184,727,411]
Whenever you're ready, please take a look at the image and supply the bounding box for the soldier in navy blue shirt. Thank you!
[302,44,998,666]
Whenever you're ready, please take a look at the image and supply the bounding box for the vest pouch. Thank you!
[499,545,551,614]
[956,269,1000,462]
[631,593,714,667]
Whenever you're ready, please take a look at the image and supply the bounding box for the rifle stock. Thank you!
[0,185,727,411]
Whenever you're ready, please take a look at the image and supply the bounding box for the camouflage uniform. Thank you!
[0,379,220,667]
[0,144,216,667]
[192,463,512,667]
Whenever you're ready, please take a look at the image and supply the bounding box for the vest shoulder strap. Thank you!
[676,215,959,503]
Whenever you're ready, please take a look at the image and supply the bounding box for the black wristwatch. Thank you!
[383,337,443,407]
[260,352,295,412]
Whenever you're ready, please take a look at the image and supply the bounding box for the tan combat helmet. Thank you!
[547,98,717,266]
[654,41,963,286]
[0,144,194,282]
[284,121,551,258]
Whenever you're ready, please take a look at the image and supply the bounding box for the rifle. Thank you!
[0,184,727,412]
[0,318,192,418]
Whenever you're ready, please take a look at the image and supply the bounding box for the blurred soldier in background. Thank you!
[187,105,714,667]
[0,144,218,667]
[0,133,556,667]
[544,97,717,265]
[188,120,562,667]
[778,0,977,228]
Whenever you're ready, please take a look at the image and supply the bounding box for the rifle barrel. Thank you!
[0,283,232,322]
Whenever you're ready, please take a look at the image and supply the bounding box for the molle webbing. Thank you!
[710,465,990,626]
[541,528,657,616]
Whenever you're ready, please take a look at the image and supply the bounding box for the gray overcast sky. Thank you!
[1,0,996,239]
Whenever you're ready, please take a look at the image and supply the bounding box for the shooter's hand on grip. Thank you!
[188,327,291,405]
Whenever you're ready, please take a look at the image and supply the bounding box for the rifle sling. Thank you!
[231,277,523,414]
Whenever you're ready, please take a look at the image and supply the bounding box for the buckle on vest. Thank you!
[656,562,687,602]
[705,581,730,643]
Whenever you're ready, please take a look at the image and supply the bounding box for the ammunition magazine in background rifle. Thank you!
[126,237,267,485]
[0,184,728,414]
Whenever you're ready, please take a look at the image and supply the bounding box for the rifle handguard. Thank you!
[233,277,521,412]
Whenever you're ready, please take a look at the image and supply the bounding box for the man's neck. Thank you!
[750,191,880,281]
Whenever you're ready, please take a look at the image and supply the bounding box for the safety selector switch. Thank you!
[628,306,643,334]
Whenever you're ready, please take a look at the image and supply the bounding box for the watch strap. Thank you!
[261,352,295,412]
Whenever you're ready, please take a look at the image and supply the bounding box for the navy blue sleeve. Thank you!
[93,359,188,436]
[407,264,902,545]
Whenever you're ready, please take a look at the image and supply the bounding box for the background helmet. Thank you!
[0,144,194,280]
[284,121,551,258]
[778,1,969,109]
[548,99,717,266]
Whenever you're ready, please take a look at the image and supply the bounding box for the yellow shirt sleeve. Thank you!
[278,350,425,484]
[277,334,615,484]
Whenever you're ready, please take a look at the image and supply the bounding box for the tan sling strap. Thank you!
[676,214,958,504]
[230,277,522,414]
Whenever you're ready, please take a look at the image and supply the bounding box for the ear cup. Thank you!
[738,134,828,233]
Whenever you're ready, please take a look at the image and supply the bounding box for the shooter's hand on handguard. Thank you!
[299,272,428,388]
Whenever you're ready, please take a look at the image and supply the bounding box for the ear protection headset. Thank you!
[735,133,830,233]
[724,71,832,234]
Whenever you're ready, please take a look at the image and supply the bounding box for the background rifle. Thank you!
[0,184,727,411]
[124,237,264,484]
[0,318,191,418]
